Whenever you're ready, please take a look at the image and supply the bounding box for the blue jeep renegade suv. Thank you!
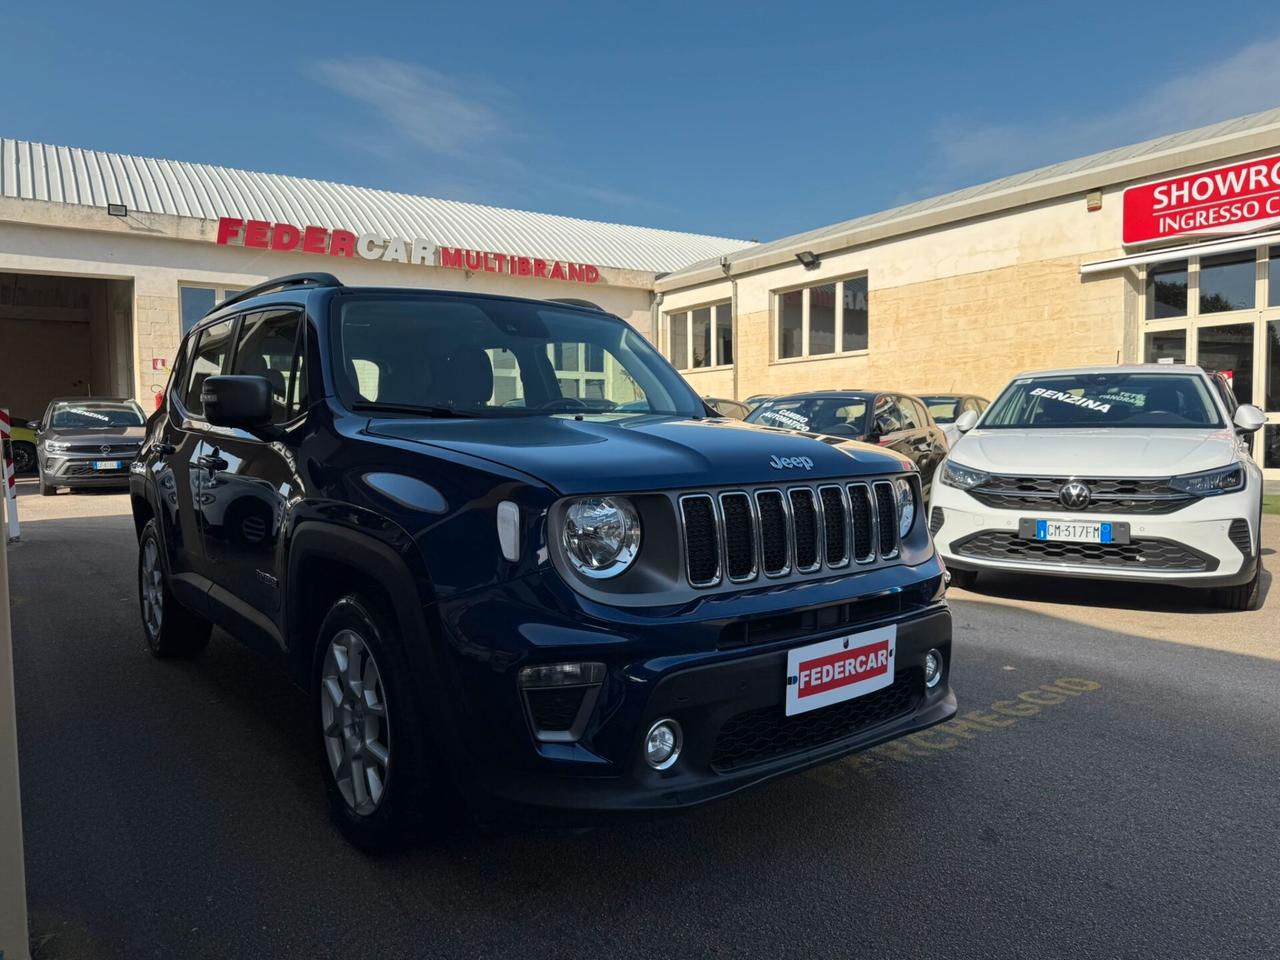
[131,273,955,848]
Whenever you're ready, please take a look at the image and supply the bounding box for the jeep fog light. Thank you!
[519,662,606,688]
[924,649,943,689]
[644,719,682,770]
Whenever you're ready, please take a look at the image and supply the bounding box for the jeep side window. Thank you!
[182,318,236,417]
[230,309,307,423]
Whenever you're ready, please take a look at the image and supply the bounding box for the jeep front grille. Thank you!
[679,480,902,588]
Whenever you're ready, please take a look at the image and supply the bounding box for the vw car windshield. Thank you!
[336,296,704,418]
[982,373,1224,429]
[50,402,146,428]
[745,397,869,436]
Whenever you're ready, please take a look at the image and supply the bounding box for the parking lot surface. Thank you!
[8,483,1278,959]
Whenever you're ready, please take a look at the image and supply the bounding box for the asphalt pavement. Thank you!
[7,481,1279,959]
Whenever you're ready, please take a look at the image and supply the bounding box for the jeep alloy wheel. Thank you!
[321,629,392,816]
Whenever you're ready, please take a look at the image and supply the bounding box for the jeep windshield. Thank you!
[336,295,705,418]
[982,373,1224,429]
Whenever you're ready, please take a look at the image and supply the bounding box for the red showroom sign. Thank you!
[216,217,434,264]
[1123,153,1280,245]
[438,247,600,284]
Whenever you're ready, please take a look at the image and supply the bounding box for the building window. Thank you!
[1199,252,1255,314]
[1143,330,1186,364]
[778,291,803,359]
[691,307,712,368]
[1265,319,1279,412]
[664,300,733,370]
[774,275,870,361]
[179,284,243,332]
[1269,247,1280,308]
[1146,261,1188,319]
[715,303,733,366]
[1197,323,1254,404]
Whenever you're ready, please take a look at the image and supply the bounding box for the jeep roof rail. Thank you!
[209,273,343,314]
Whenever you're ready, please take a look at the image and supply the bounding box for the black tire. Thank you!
[138,518,211,657]
[1211,565,1261,611]
[947,568,979,590]
[12,441,36,475]
[315,594,440,852]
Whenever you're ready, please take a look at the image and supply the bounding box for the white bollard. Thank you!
[0,408,20,542]
[0,500,31,959]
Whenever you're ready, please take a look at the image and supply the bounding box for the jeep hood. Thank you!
[950,427,1239,477]
[366,414,911,493]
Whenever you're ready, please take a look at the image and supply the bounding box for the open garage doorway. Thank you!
[0,272,134,427]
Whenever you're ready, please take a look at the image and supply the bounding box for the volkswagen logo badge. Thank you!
[1058,480,1091,509]
[100,444,111,455]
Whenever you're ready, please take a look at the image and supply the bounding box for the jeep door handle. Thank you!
[196,454,228,472]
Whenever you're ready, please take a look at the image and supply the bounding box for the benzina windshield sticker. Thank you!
[64,408,111,421]
[760,409,810,430]
[1030,387,1111,413]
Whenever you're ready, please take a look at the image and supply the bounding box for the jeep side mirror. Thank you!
[1233,403,1265,434]
[955,410,979,433]
[202,375,273,429]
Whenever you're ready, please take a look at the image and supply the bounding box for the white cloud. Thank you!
[312,57,510,159]
[917,35,1280,198]
[309,56,657,213]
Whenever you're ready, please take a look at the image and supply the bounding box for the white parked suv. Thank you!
[929,365,1266,610]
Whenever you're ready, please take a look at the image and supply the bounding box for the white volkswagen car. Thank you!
[929,365,1266,610]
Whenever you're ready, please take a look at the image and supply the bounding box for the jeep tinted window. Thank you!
[183,318,235,416]
[336,297,702,417]
[231,309,306,423]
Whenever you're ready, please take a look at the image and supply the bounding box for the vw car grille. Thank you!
[678,480,902,588]
[968,475,1197,515]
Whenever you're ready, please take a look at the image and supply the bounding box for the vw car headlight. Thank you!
[1169,463,1245,496]
[940,460,989,490]
[562,496,641,578]
[43,440,70,453]
[894,476,916,536]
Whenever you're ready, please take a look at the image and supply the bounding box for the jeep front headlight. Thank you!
[562,496,641,579]
[894,477,916,537]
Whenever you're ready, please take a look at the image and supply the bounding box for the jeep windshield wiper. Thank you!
[351,401,478,419]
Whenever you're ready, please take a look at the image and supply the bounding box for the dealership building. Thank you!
[2,107,1280,476]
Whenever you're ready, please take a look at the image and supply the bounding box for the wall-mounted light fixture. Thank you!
[1085,191,1103,213]
[107,203,128,217]
[795,250,820,269]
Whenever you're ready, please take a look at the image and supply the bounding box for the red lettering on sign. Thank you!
[302,226,328,254]
[439,247,463,269]
[583,265,600,284]
[532,258,547,278]
[494,253,509,274]
[328,230,356,258]
[517,256,532,276]
[464,250,484,271]
[216,217,244,245]
[271,223,300,251]
[243,220,271,248]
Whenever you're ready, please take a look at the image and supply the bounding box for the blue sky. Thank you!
[5,0,1280,241]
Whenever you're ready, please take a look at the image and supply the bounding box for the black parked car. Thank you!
[35,397,147,495]
[747,391,949,498]
[702,396,751,419]
[131,273,955,848]
[918,394,989,448]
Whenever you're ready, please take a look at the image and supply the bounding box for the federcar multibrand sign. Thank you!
[1122,153,1280,245]
[216,217,434,265]
[438,247,601,284]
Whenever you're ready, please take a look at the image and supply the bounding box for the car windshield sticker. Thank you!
[1097,391,1146,407]
[759,408,810,430]
[1030,387,1111,413]
[64,407,111,422]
